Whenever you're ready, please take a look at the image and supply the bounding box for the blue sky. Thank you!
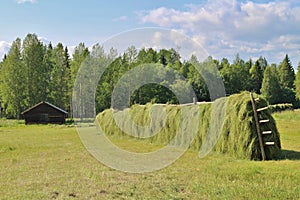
[1,0,300,67]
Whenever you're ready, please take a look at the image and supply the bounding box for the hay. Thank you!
[214,92,281,160]
[96,92,281,160]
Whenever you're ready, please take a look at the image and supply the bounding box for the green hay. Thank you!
[214,92,281,160]
[96,92,281,160]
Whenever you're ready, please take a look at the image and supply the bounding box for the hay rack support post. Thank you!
[250,93,274,161]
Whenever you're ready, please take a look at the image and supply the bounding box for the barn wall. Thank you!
[23,104,67,124]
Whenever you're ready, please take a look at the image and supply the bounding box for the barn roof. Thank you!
[21,101,68,115]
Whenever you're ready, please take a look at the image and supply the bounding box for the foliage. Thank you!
[22,34,48,107]
[49,43,71,110]
[0,38,26,118]
[295,62,300,100]
[0,33,299,119]
[0,34,72,119]
[280,87,296,105]
[278,54,295,89]
[220,54,252,95]
[261,65,282,105]
[249,59,264,94]
[95,47,214,113]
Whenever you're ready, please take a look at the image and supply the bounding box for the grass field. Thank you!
[0,110,299,199]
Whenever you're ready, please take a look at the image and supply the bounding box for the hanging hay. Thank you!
[214,92,281,160]
[96,92,281,160]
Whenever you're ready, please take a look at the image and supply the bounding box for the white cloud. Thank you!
[16,0,37,4]
[0,41,11,60]
[67,45,76,58]
[38,36,50,45]
[140,0,300,66]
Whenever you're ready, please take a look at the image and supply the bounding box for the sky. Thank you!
[1,0,300,68]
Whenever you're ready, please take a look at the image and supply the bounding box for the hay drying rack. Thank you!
[250,93,275,161]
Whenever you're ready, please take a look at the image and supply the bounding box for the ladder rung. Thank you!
[259,119,270,123]
[265,142,275,146]
[262,131,272,135]
[257,107,269,112]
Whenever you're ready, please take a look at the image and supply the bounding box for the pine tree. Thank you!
[70,43,90,85]
[257,56,268,71]
[261,65,281,104]
[49,43,71,110]
[250,60,264,94]
[278,54,295,89]
[64,46,71,113]
[295,62,300,100]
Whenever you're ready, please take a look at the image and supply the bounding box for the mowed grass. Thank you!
[0,111,299,199]
[273,110,300,156]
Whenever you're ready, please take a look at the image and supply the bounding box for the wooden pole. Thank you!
[250,93,266,161]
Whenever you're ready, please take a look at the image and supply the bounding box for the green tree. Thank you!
[96,56,122,112]
[261,65,281,104]
[0,38,27,118]
[187,56,212,101]
[70,43,90,85]
[64,46,72,112]
[22,33,46,106]
[158,49,171,66]
[249,60,264,94]
[137,48,157,64]
[257,56,268,71]
[295,63,300,100]
[220,54,251,95]
[42,43,54,101]
[278,54,295,89]
[124,45,137,64]
[219,58,230,71]
[49,43,71,110]
[280,87,296,105]
[74,44,114,117]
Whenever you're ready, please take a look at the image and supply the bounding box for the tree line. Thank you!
[0,33,300,119]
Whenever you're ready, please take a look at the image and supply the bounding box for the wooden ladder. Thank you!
[250,93,275,160]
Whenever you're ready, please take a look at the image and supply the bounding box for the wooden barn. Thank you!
[22,101,68,124]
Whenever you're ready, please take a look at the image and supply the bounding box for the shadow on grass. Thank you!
[279,149,300,160]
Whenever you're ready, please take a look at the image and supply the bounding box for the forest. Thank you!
[0,33,300,119]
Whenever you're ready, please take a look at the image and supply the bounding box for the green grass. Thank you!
[0,110,299,199]
[273,109,300,160]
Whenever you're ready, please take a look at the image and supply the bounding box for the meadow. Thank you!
[0,110,299,199]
